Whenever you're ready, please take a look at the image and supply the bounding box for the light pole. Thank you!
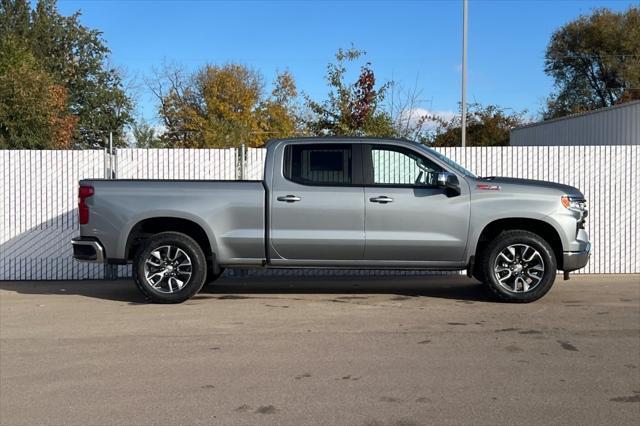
[461,0,468,148]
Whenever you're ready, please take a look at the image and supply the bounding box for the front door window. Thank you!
[371,146,442,187]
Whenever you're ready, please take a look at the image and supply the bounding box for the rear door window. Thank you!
[284,144,353,185]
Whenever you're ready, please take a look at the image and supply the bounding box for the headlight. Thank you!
[561,195,587,211]
[562,196,588,232]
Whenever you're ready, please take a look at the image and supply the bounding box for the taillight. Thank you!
[78,185,94,225]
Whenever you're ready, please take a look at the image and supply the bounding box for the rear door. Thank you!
[363,144,470,262]
[269,143,365,262]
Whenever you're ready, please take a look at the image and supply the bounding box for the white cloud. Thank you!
[398,108,457,131]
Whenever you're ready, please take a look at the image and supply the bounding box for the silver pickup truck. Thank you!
[72,137,590,303]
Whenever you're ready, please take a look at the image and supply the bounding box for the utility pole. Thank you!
[461,0,468,147]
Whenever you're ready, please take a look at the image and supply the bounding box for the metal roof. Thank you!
[510,100,639,146]
[513,100,640,131]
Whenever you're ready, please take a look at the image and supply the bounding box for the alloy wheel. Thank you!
[143,245,193,293]
[493,244,545,293]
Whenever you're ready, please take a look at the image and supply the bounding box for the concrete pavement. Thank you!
[1,274,639,425]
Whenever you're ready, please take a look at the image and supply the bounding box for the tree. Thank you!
[544,7,640,119]
[425,103,527,147]
[256,71,299,140]
[150,63,299,148]
[304,47,395,137]
[386,79,434,141]
[0,0,133,148]
[0,37,76,149]
[131,118,165,148]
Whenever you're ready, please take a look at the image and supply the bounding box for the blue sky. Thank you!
[58,0,637,123]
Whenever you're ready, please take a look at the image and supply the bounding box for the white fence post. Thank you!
[104,145,118,280]
[238,144,246,180]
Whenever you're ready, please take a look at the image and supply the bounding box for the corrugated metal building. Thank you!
[510,100,639,146]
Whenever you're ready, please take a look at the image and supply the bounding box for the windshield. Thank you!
[419,145,477,178]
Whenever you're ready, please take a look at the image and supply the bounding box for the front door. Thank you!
[269,143,365,262]
[363,145,470,262]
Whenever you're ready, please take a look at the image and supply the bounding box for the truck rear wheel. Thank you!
[479,230,557,303]
[133,231,207,303]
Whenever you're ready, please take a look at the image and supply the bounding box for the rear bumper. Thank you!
[562,243,591,272]
[71,238,105,263]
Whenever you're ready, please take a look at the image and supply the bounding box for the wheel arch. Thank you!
[471,218,564,271]
[124,216,216,262]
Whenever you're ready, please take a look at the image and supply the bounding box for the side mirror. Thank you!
[437,172,461,196]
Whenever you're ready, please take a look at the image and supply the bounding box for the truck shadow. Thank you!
[201,275,496,302]
[0,280,145,303]
[0,275,496,303]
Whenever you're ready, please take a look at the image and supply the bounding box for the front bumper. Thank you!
[71,237,105,262]
[562,243,591,272]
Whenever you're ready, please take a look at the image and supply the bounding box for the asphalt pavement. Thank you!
[1,274,639,425]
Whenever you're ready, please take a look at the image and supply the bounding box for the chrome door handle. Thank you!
[369,196,393,203]
[277,195,301,203]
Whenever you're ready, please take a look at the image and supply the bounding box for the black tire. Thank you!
[478,230,557,303]
[133,231,207,303]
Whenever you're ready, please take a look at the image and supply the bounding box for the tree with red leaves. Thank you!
[304,47,395,137]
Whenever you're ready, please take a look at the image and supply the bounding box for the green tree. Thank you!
[544,6,640,119]
[426,103,527,147]
[0,0,132,148]
[131,118,165,148]
[0,37,76,149]
[151,63,299,147]
[304,47,395,137]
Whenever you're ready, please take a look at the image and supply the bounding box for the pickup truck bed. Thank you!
[81,179,266,265]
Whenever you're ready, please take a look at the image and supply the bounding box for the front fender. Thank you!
[465,194,566,262]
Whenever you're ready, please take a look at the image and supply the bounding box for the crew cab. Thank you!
[72,137,591,303]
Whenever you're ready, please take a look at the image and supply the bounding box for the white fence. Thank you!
[0,145,638,280]
[117,148,238,180]
[1,150,107,280]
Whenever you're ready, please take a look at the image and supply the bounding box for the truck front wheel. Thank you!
[479,230,557,303]
[133,231,207,303]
